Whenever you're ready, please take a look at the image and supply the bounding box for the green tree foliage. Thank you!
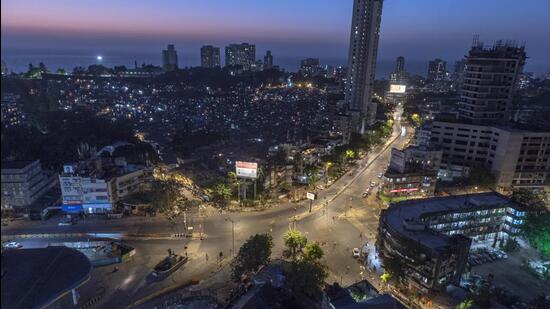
[1,110,144,169]
[286,258,328,299]
[522,212,550,257]
[466,166,496,188]
[455,299,473,309]
[231,234,273,282]
[213,182,232,204]
[511,189,548,211]
[380,254,405,284]
[303,243,324,261]
[283,230,307,260]
[172,129,223,155]
[150,179,181,212]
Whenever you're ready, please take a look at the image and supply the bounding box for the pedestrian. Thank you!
[206,253,209,261]
[360,232,362,238]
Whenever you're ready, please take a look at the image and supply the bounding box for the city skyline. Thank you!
[2,0,550,74]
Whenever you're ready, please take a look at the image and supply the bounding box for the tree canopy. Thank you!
[231,233,273,282]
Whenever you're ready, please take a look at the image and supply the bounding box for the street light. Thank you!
[226,217,235,257]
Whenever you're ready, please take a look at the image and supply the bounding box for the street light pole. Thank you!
[226,218,235,257]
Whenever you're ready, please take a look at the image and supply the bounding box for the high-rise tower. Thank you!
[344,0,384,133]
[162,44,178,71]
[201,45,221,68]
[458,40,526,124]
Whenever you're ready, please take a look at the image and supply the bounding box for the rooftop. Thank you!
[1,246,92,309]
[382,192,518,250]
[1,160,38,171]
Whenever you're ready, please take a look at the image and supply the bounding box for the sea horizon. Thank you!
[2,47,549,78]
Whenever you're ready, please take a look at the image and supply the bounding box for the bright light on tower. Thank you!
[97,55,103,61]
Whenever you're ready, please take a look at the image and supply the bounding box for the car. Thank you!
[377,173,383,179]
[2,241,22,249]
[352,248,360,258]
[58,219,74,226]
[362,192,370,198]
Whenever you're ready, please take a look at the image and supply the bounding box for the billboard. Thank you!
[389,84,407,93]
[236,161,258,179]
[306,192,316,200]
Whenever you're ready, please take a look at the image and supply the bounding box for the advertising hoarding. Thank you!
[306,192,316,200]
[389,84,407,93]
[236,161,258,179]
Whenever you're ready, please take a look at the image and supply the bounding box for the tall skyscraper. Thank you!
[225,43,256,70]
[344,0,384,133]
[390,56,406,83]
[200,45,221,68]
[427,59,447,81]
[300,58,320,76]
[263,50,273,70]
[458,41,526,124]
[162,44,178,71]
[395,56,405,73]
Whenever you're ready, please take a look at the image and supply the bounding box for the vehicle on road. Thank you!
[352,248,360,258]
[377,173,383,179]
[2,241,22,249]
[58,219,75,226]
[362,192,370,198]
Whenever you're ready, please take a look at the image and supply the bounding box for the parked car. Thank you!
[352,248,360,258]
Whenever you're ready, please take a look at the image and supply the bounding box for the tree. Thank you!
[503,237,520,253]
[345,149,356,161]
[214,182,232,202]
[466,166,496,189]
[410,113,422,127]
[286,258,328,298]
[231,234,273,281]
[455,299,473,309]
[150,179,181,212]
[511,189,547,211]
[303,243,324,261]
[283,230,307,260]
[522,212,550,257]
[380,254,405,285]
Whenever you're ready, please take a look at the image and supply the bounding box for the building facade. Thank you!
[427,59,448,82]
[458,41,526,125]
[1,94,26,128]
[344,0,384,132]
[162,44,178,71]
[377,193,525,293]
[1,160,58,209]
[200,45,221,68]
[263,50,273,70]
[430,121,550,191]
[382,147,442,197]
[225,43,256,70]
[299,58,320,76]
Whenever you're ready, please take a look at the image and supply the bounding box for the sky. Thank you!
[1,0,550,73]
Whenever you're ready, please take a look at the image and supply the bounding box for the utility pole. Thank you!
[226,218,235,257]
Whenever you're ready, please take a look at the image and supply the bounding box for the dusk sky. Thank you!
[2,0,550,73]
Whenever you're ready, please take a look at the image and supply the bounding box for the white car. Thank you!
[352,248,360,258]
[58,220,74,226]
[377,173,383,179]
[2,241,22,249]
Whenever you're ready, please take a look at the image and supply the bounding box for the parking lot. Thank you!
[470,247,549,302]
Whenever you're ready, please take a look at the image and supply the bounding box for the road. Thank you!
[2,110,412,308]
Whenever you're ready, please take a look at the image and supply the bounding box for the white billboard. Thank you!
[236,161,258,179]
[389,84,407,93]
[306,192,316,200]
